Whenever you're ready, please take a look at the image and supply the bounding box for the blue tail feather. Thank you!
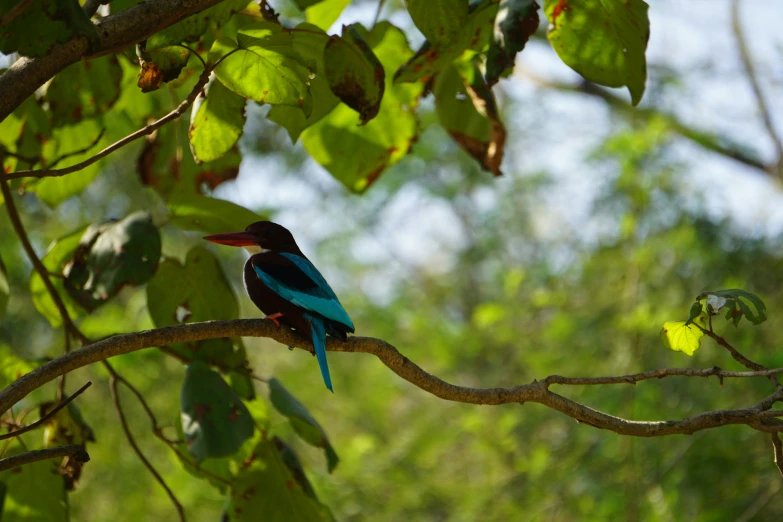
[306,314,333,393]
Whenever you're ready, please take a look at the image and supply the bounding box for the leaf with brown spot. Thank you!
[485,0,540,86]
[323,24,385,125]
[434,61,506,175]
[146,246,247,368]
[224,439,333,521]
[394,0,498,84]
[180,361,254,461]
[63,212,162,311]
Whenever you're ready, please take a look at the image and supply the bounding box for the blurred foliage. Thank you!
[0,0,782,521]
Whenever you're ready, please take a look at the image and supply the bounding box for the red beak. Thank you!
[203,231,258,247]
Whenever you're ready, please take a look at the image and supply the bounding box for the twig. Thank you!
[0,0,34,27]
[8,48,238,181]
[3,318,783,438]
[696,325,783,389]
[731,0,783,178]
[46,128,106,169]
[372,0,386,27]
[110,377,186,522]
[522,71,771,175]
[773,433,783,477]
[0,444,88,472]
[7,70,209,180]
[542,367,783,387]
[0,381,91,441]
[177,44,206,68]
[0,176,81,338]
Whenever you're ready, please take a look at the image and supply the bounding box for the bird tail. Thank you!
[305,314,333,393]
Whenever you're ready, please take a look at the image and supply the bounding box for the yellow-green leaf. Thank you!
[660,317,706,356]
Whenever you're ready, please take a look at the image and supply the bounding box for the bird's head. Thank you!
[203,221,303,255]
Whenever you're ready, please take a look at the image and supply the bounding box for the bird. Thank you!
[204,221,354,392]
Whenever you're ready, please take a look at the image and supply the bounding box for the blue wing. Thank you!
[251,253,354,331]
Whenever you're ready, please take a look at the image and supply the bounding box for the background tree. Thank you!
[0,0,782,520]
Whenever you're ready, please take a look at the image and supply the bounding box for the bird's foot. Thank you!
[265,313,284,327]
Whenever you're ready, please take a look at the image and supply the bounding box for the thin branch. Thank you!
[0,0,34,27]
[522,72,771,175]
[0,0,229,122]
[3,318,783,438]
[177,44,206,69]
[0,176,81,337]
[731,0,783,177]
[696,325,783,389]
[542,367,783,386]
[773,433,783,477]
[7,70,209,180]
[110,377,186,522]
[0,444,88,472]
[46,128,106,169]
[0,381,91,441]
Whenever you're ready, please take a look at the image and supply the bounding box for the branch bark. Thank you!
[0,444,89,472]
[0,381,91,441]
[0,0,227,123]
[523,72,772,176]
[1,318,782,438]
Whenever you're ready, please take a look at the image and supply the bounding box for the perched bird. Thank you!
[204,221,354,392]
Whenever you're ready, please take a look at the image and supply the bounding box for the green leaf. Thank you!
[304,0,351,31]
[267,23,340,142]
[393,0,499,84]
[62,212,161,312]
[137,46,192,93]
[30,228,88,327]
[0,344,36,391]
[189,76,247,163]
[544,0,649,106]
[485,0,540,86]
[180,361,255,461]
[146,0,250,50]
[434,60,506,175]
[324,25,385,125]
[0,0,98,58]
[34,119,106,206]
[45,55,123,126]
[686,301,703,323]
[224,439,333,522]
[210,23,314,114]
[406,0,469,43]
[269,378,338,472]
[0,444,68,522]
[138,120,242,199]
[146,246,244,366]
[302,22,423,192]
[167,194,265,235]
[660,315,706,356]
[0,255,8,320]
[698,289,767,326]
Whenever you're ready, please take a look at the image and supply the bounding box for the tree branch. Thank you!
[696,325,782,390]
[0,444,89,472]
[731,0,783,178]
[2,318,783,438]
[110,375,185,521]
[542,367,783,386]
[0,381,91,441]
[0,0,228,123]
[773,433,783,477]
[522,72,772,176]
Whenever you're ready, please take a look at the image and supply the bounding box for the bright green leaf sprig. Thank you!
[660,289,767,356]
